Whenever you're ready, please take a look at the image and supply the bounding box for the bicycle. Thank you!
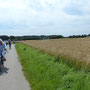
[0,50,5,72]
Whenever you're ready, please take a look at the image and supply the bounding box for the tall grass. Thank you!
[16,43,90,90]
[21,38,90,71]
[21,42,90,71]
[21,38,90,63]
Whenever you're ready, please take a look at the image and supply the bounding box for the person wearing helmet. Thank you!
[0,39,7,63]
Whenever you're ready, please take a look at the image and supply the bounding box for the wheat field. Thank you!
[21,37,90,64]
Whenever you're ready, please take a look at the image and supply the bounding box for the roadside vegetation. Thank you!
[0,34,89,41]
[21,38,90,70]
[16,43,90,90]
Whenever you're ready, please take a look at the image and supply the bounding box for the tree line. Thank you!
[0,34,90,41]
[69,34,88,38]
[0,35,63,41]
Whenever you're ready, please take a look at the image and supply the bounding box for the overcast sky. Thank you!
[0,0,90,36]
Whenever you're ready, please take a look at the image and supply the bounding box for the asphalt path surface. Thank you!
[0,44,30,90]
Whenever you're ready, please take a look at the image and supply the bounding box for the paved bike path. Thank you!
[0,45,30,90]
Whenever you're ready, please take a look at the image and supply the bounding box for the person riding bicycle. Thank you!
[8,39,11,49]
[0,39,7,62]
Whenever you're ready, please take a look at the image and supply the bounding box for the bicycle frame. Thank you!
[0,50,4,72]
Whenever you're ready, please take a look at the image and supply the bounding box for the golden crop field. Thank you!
[22,37,90,64]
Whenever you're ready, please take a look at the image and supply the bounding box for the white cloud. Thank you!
[0,0,90,36]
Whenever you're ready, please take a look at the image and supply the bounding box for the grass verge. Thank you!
[15,43,90,90]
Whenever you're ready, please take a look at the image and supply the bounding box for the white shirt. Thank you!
[0,42,7,56]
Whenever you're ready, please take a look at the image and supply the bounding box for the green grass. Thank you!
[15,43,90,90]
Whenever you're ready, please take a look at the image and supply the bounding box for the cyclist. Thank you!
[0,39,7,62]
[8,39,11,49]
